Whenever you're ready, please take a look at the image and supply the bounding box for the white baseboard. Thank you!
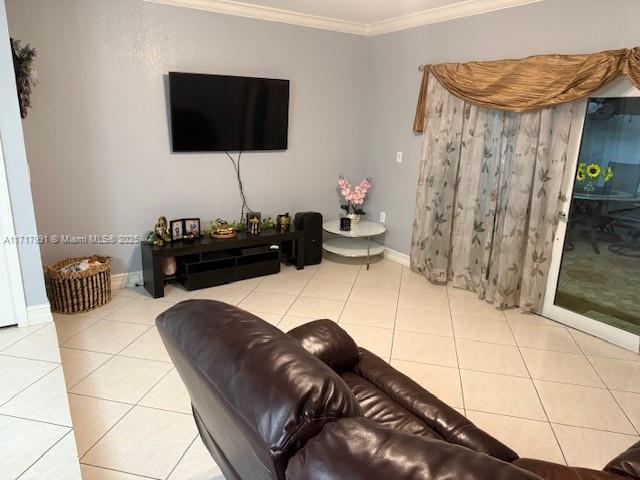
[111,271,143,290]
[384,247,410,267]
[26,303,54,325]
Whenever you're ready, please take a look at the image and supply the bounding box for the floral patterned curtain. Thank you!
[410,76,575,313]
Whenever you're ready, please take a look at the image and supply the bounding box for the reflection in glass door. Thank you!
[544,84,640,352]
[556,96,640,335]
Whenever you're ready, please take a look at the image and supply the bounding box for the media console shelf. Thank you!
[141,228,304,298]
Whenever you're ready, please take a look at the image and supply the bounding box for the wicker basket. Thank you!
[45,256,112,314]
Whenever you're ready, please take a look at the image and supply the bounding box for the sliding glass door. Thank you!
[543,78,640,353]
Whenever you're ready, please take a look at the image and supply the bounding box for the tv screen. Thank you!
[169,72,290,152]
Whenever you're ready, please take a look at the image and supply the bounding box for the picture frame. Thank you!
[170,219,184,241]
[184,218,201,238]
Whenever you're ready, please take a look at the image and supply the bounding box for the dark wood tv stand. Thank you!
[141,228,304,299]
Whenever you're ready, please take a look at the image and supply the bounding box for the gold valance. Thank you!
[413,47,640,133]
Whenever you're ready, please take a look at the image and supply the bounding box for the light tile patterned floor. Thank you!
[0,322,81,479]
[4,254,640,479]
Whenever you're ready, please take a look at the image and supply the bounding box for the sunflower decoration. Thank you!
[586,163,601,179]
[604,166,614,182]
[576,163,586,182]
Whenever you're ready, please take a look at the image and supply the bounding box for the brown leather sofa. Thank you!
[156,300,640,480]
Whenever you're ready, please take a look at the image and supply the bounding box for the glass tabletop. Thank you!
[323,220,386,237]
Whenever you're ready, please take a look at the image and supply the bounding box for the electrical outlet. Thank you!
[396,152,403,163]
[380,211,386,223]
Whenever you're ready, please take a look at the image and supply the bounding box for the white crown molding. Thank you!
[367,0,543,36]
[140,0,544,36]
[141,0,368,35]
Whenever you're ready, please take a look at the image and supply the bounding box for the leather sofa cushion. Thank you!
[287,320,359,372]
[353,348,519,462]
[286,417,542,480]
[515,459,626,480]
[342,371,443,439]
[156,300,362,479]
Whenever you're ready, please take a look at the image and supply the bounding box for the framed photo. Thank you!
[170,219,184,241]
[246,211,261,234]
[184,218,201,237]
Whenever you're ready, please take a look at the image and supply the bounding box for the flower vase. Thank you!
[347,213,361,224]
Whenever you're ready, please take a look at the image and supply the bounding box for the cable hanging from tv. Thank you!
[226,151,253,221]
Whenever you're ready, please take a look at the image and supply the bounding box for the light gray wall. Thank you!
[6,0,368,275]
[0,0,48,307]
[8,0,640,273]
[365,0,640,255]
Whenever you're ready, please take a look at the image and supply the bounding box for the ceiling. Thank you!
[144,0,544,35]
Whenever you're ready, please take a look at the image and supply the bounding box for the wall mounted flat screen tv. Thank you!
[169,72,290,152]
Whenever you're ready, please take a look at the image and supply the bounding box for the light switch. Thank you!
[396,152,403,163]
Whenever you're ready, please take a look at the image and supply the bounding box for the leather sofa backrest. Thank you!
[156,300,362,480]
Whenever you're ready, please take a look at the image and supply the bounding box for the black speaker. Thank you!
[294,212,323,266]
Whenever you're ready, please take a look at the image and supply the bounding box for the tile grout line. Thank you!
[0,363,60,410]
[64,353,116,391]
[504,316,569,465]
[15,427,74,479]
[463,408,640,437]
[386,266,403,363]
[56,296,137,344]
[274,264,322,327]
[73,322,177,469]
[0,352,61,365]
[566,329,640,436]
[77,402,136,463]
[76,362,175,466]
[0,322,49,352]
[444,284,466,415]
[164,433,201,480]
[0,410,72,430]
[335,262,367,324]
[53,316,102,345]
[79,462,161,480]
[67,390,193,417]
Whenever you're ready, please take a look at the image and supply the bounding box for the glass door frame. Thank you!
[541,77,640,353]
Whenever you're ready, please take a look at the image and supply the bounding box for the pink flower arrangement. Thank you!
[338,176,373,215]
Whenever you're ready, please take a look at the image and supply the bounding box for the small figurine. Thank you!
[183,230,197,243]
[146,216,171,246]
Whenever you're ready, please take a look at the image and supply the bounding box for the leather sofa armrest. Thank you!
[285,417,542,480]
[287,320,360,372]
[605,441,640,479]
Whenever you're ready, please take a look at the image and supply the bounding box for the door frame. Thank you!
[542,77,640,353]
[0,133,28,327]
